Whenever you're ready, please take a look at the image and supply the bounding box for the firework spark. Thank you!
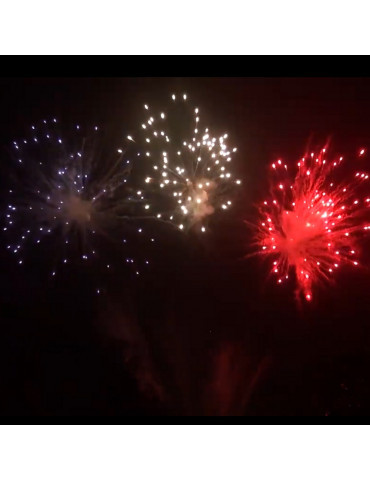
[126,93,242,233]
[252,146,370,302]
[3,119,153,288]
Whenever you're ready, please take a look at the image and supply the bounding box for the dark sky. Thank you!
[1,77,370,416]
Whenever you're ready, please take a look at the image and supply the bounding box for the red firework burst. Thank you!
[253,146,370,302]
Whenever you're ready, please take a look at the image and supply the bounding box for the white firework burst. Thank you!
[126,93,242,233]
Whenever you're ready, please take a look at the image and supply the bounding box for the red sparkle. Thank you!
[253,147,369,302]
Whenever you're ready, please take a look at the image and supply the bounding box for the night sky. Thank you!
[1,77,370,417]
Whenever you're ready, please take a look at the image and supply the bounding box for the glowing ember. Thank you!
[252,146,370,302]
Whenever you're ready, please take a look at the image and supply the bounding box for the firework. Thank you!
[126,93,242,233]
[3,119,153,288]
[252,146,370,302]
